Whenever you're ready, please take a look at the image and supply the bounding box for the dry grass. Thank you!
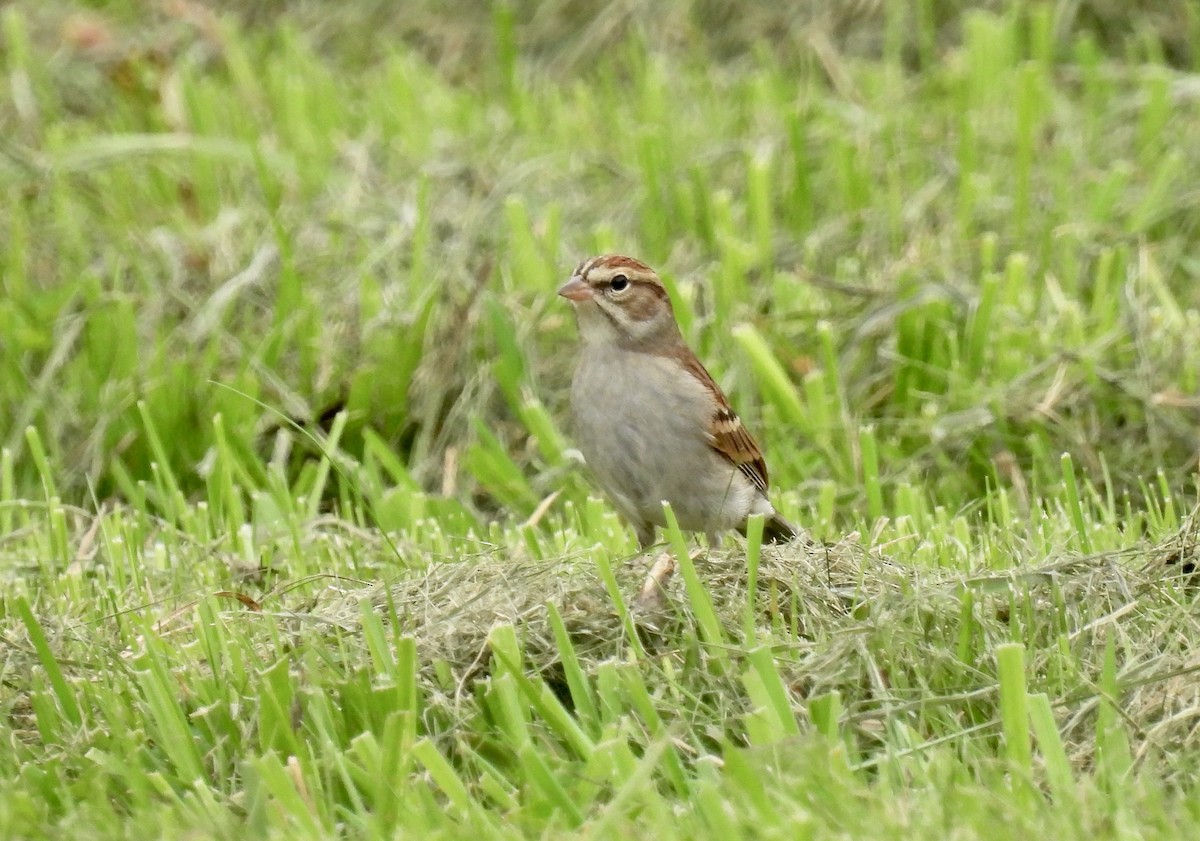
[243,512,1200,772]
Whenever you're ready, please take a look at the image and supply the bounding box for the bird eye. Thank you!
[609,275,629,292]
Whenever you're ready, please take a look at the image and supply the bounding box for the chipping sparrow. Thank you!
[559,254,798,549]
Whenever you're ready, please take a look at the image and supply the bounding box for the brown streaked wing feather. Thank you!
[677,352,770,493]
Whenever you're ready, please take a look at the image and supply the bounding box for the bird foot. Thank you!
[634,551,677,613]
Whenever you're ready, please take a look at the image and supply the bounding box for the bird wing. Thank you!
[678,353,770,493]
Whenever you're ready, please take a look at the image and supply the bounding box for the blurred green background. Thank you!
[2,0,1198,535]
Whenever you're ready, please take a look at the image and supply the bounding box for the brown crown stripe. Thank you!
[596,254,655,272]
[581,254,656,278]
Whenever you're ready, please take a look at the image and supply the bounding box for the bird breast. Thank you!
[570,349,757,532]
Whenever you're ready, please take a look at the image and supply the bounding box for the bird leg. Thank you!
[634,545,707,614]
[634,551,677,613]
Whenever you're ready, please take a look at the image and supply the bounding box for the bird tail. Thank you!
[741,511,800,544]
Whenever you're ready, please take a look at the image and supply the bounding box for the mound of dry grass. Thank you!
[292,515,1200,771]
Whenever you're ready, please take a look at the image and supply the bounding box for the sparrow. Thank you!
[559,254,799,549]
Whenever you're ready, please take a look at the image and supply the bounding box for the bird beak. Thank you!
[557,276,593,302]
